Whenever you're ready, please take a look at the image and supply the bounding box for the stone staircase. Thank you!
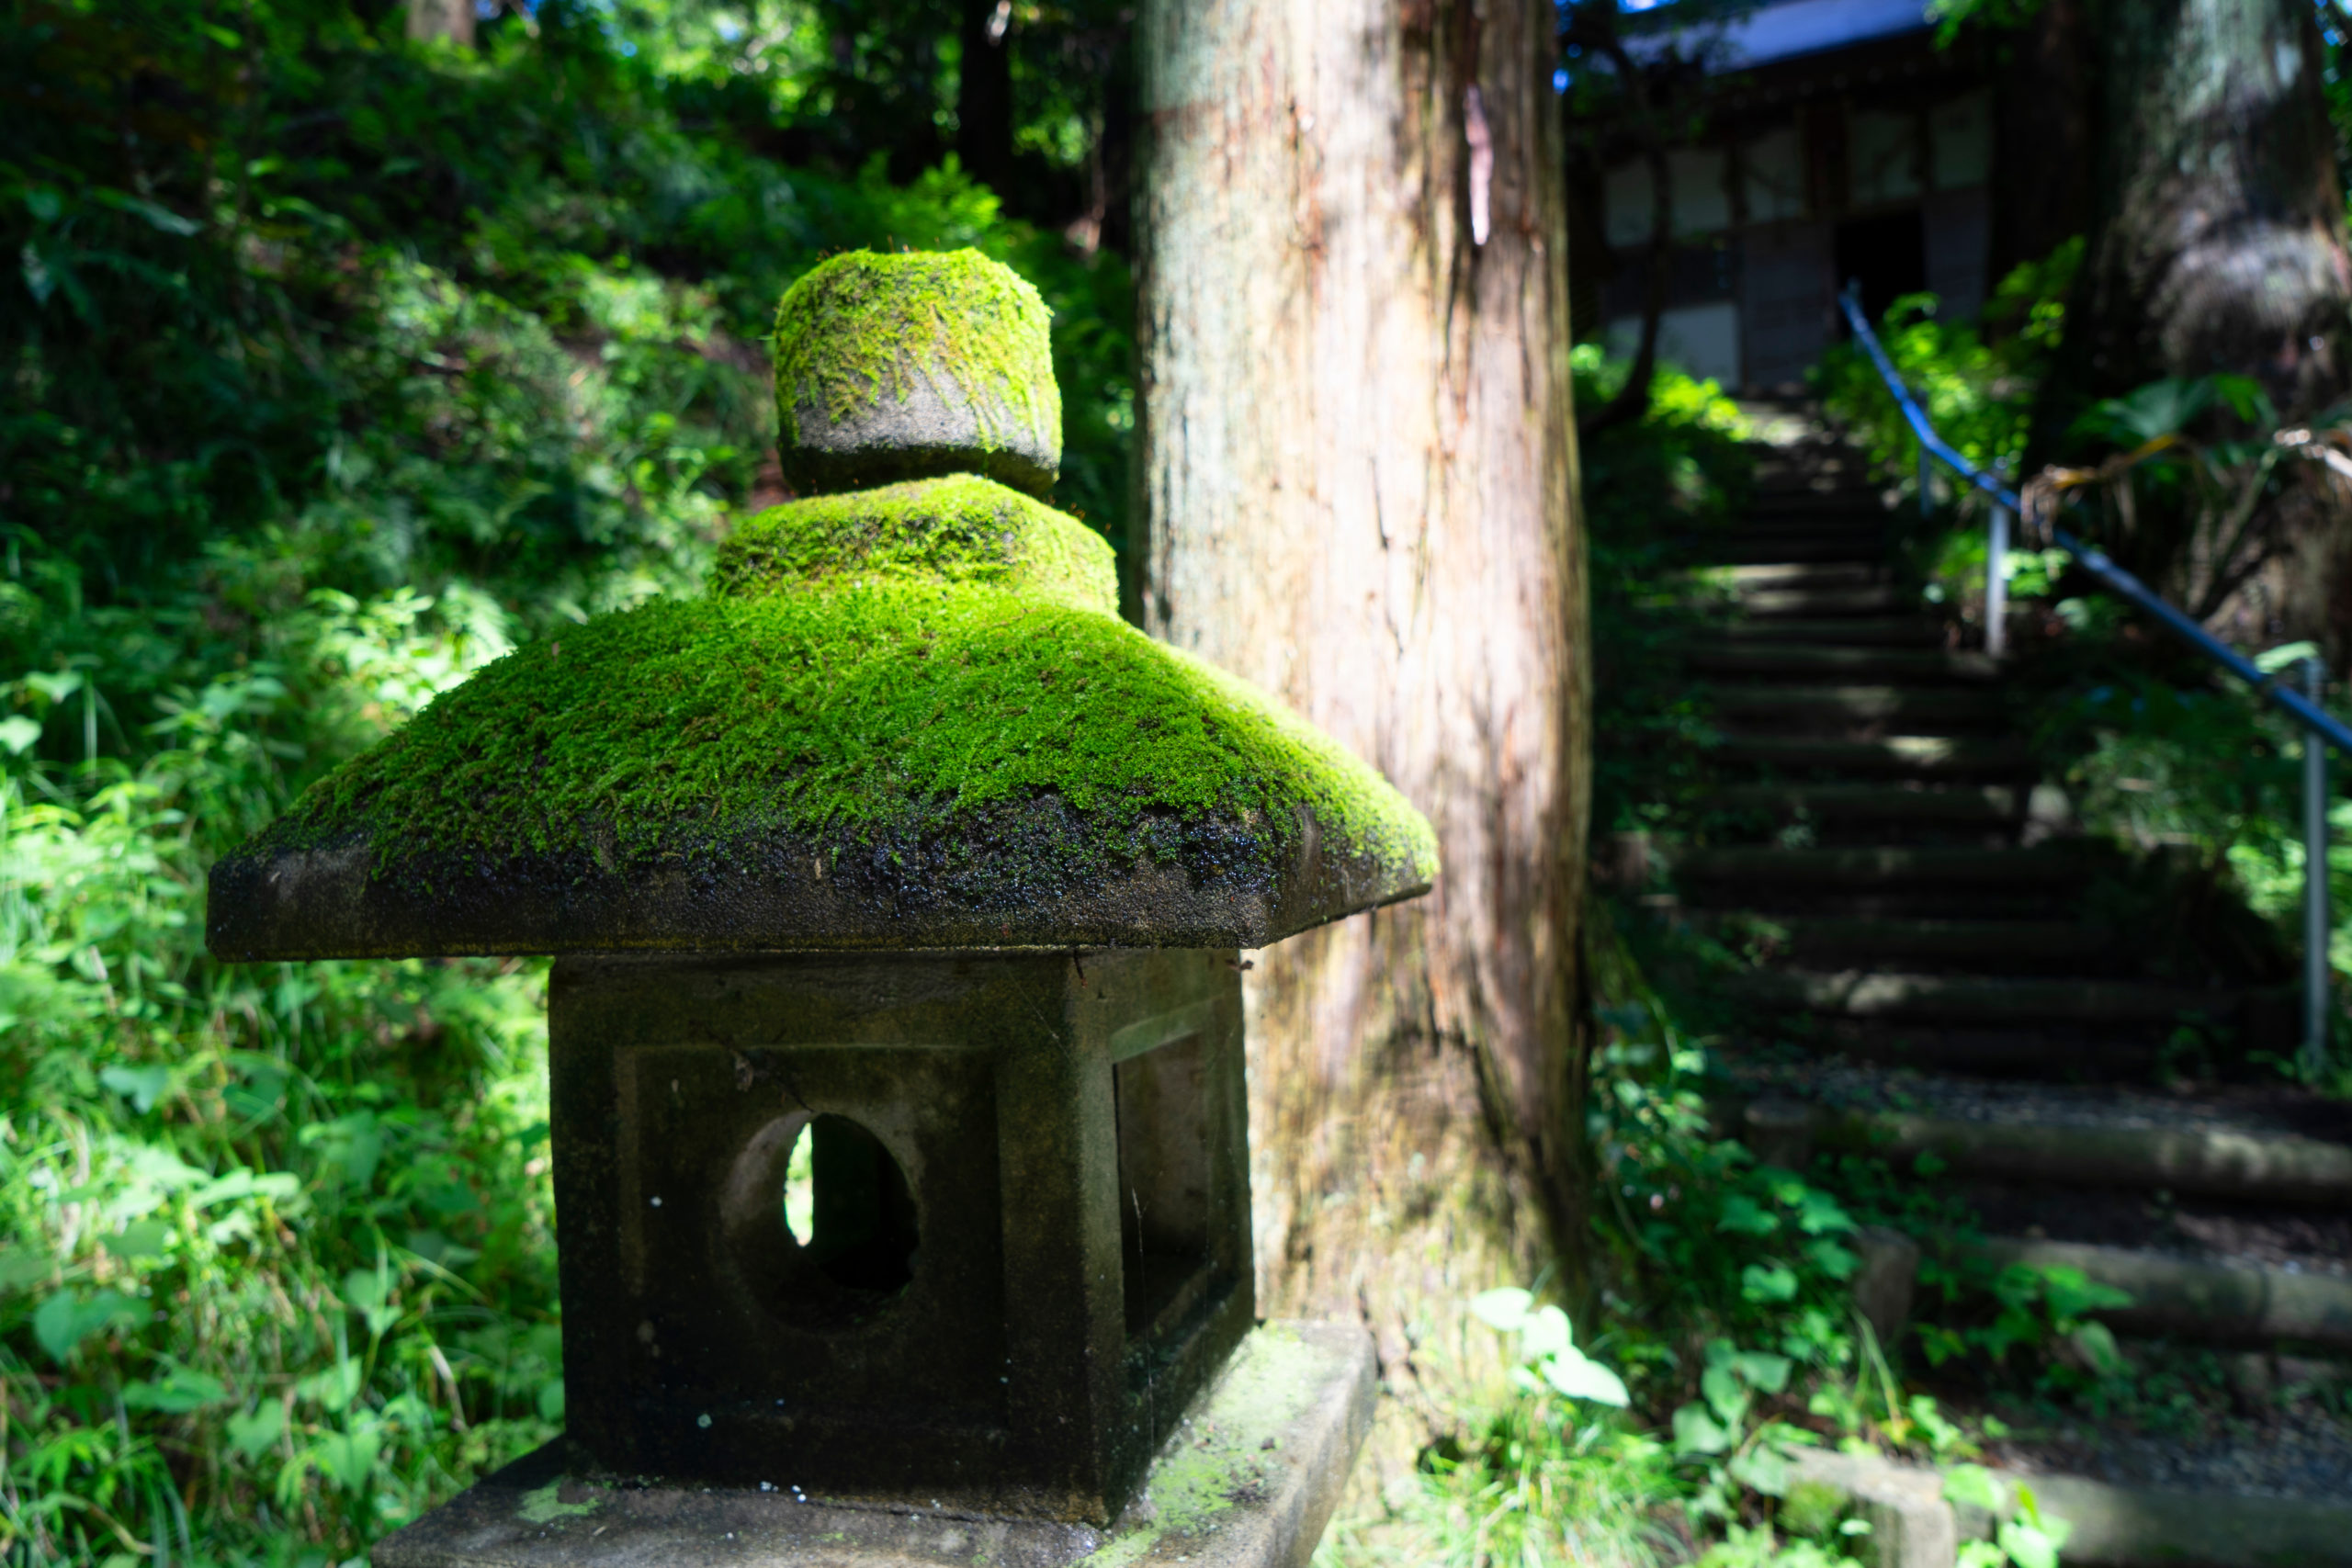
[1669,461,2287,1078]
[1651,419,2352,1564]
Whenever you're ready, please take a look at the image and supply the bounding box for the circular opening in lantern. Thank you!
[777,1114,917,1295]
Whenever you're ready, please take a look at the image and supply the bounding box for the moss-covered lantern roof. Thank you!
[206,254,1437,960]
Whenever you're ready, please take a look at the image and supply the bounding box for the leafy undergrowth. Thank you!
[1323,897,2116,1568]
[0,4,1136,1563]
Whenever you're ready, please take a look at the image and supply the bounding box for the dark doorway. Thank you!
[1834,210,1927,330]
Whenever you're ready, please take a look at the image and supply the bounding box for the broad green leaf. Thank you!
[1672,1402,1733,1455]
[228,1403,286,1461]
[1537,1350,1628,1406]
[1701,1363,1748,1426]
[1467,1287,1533,1332]
[1941,1463,2004,1512]
[1716,1195,1778,1235]
[1725,1442,1790,1496]
[0,716,40,755]
[1731,1350,1792,1393]
[1519,1303,1572,1359]
[344,1269,400,1336]
[1741,1262,1798,1303]
[1806,1238,1860,1280]
[2040,1265,2132,1323]
[0,1245,52,1292]
[311,1417,383,1494]
[192,1169,301,1209]
[1999,1520,2059,1568]
[2071,1320,2129,1379]
[102,1220,173,1261]
[296,1357,365,1413]
[1793,1188,1856,1235]
[100,1064,173,1111]
[32,1288,144,1363]
[124,1367,231,1413]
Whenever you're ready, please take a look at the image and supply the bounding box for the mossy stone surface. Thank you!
[209,244,1440,960]
[775,249,1061,497]
[715,475,1115,615]
[371,1320,1375,1568]
[208,579,1438,957]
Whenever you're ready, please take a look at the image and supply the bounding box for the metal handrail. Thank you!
[1836,284,2339,1071]
[1836,284,2352,756]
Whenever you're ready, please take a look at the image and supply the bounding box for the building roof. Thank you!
[1627,0,1932,72]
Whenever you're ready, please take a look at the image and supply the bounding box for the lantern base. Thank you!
[376,1321,1374,1568]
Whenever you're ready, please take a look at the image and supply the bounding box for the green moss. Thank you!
[271,584,1437,888]
[712,475,1114,615]
[515,1482,602,1526]
[772,249,1058,458]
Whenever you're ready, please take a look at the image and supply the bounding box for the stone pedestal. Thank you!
[375,1321,1374,1568]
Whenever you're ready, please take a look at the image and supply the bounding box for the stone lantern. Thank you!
[209,249,1437,1567]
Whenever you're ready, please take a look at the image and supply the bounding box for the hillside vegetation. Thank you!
[0,4,1129,1561]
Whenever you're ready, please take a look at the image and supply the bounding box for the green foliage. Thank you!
[0,3,1140,1562]
[1362,1359,1679,1568]
[1,712,563,1562]
[1468,1289,1632,1407]
[1945,1467,2073,1568]
[1577,344,1755,839]
[1816,241,2078,514]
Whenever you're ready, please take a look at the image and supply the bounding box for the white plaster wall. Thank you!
[1929,91,1992,190]
[1849,109,1922,206]
[1605,160,1653,248]
[1604,299,1743,387]
[1743,127,1807,222]
[1669,147,1731,235]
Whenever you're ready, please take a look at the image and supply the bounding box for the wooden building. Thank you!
[1574,0,2006,392]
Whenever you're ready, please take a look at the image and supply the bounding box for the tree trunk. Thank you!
[2054,0,2351,422]
[404,0,475,45]
[957,0,1015,197]
[1135,0,1589,1482]
[1986,0,2092,285]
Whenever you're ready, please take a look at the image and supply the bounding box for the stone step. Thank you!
[1747,1100,2352,1205]
[1785,1447,2352,1568]
[1730,915,2109,971]
[1672,843,2086,889]
[1711,784,2021,824]
[1706,541,1886,567]
[1724,968,2253,1025]
[1713,561,1888,588]
[1734,584,1907,616]
[1731,523,1889,546]
[1710,735,2034,777]
[1712,684,2010,728]
[1712,615,1949,647]
[1744,490,1887,519]
[1687,642,1998,683]
[1976,1236,2352,1351]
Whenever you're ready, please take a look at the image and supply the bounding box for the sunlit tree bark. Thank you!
[404,0,475,46]
[1135,0,1590,1481]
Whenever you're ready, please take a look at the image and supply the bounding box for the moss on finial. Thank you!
[773,249,1061,496]
[714,475,1115,615]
